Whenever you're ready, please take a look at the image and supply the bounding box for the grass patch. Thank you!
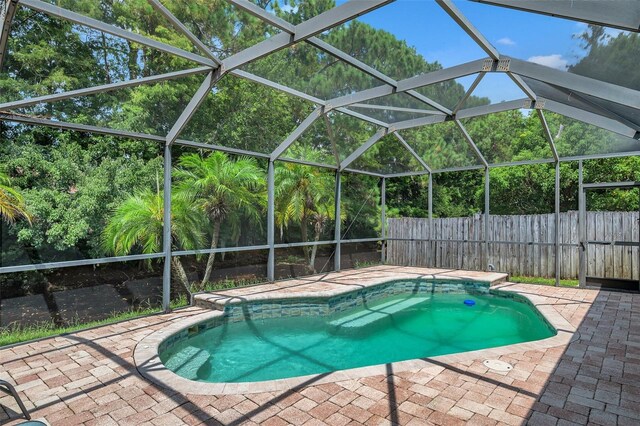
[510,275,579,287]
[0,296,188,347]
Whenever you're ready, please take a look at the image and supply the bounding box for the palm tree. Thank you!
[175,152,265,286]
[102,188,207,293]
[275,161,337,272]
[0,169,31,225]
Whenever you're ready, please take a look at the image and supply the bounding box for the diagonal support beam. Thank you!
[270,107,323,161]
[508,58,640,110]
[555,87,640,132]
[294,0,392,42]
[327,85,395,111]
[327,59,488,111]
[230,69,325,105]
[307,37,396,86]
[522,77,640,131]
[20,0,217,67]
[166,71,220,145]
[227,0,295,32]
[508,73,537,100]
[452,72,485,114]
[393,132,431,172]
[351,104,440,115]
[0,112,165,142]
[543,99,640,140]
[340,128,387,171]
[436,0,500,60]
[0,67,211,110]
[455,98,533,120]
[148,0,220,64]
[385,170,430,178]
[451,96,640,140]
[537,110,559,162]
[398,60,489,93]
[335,107,389,128]
[392,114,448,131]
[222,0,393,71]
[405,90,452,114]
[0,0,18,70]
[454,120,489,167]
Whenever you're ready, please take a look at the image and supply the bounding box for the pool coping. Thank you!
[134,269,576,395]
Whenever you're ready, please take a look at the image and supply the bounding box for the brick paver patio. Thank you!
[1,266,639,425]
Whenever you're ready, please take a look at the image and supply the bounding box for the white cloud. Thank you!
[604,27,624,41]
[496,37,516,46]
[527,54,569,70]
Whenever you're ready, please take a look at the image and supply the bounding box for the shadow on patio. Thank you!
[2,282,639,425]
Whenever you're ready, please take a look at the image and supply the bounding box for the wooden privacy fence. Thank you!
[386,211,639,280]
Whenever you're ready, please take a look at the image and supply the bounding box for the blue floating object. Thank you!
[464,299,476,306]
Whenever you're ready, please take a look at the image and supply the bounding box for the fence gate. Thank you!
[579,181,640,290]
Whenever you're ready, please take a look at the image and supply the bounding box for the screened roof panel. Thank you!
[328,110,381,162]
[0,7,201,105]
[255,0,326,25]
[567,31,640,91]
[10,75,203,136]
[349,133,425,174]
[521,77,640,128]
[240,41,381,100]
[178,74,316,154]
[459,111,555,164]
[399,121,484,170]
[1,0,639,176]
[545,111,640,158]
[572,92,640,129]
[39,0,205,53]
[281,110,380,165]
[455,0,638,88]
[37,0,280,60]
[157,0,281,60]
[280,116,338,167]
[461,73,529,108]
[414,75,490,111]
[318,0,488,81]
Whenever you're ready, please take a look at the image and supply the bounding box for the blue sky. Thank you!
[335,0,599,103]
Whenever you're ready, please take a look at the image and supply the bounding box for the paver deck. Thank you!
[1,265,639,425]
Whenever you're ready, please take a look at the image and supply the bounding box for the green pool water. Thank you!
[160,292,554,383]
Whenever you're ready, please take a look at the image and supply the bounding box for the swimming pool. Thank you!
[158,280,555,383]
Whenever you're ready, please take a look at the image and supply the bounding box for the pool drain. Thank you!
[483,359,513,372]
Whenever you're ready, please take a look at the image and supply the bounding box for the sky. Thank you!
[333,0,607,103]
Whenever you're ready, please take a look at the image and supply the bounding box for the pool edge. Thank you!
[134,272,573,396]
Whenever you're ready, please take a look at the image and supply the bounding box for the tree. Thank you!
[571,27,640,90]
[175,152,265,286]
[2,132,163,261]
[0,169,31,225]
[275,152,337,271]
[102,187,207,293]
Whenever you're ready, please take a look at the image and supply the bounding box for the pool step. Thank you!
[330,296,430,328]
[164,346,210,380]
